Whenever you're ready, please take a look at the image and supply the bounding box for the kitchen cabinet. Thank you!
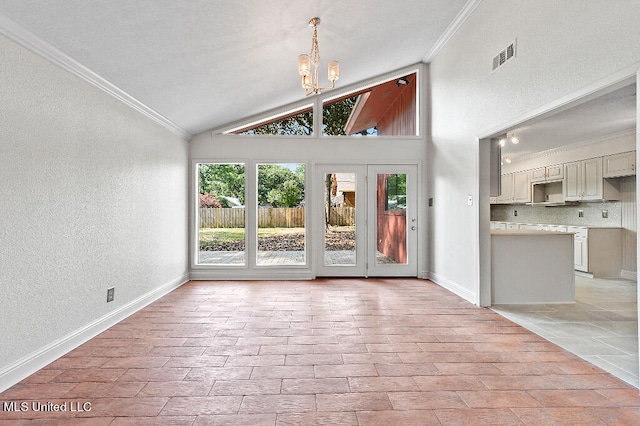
[564,158,619,201]
[570,227,589,272]
[496,171,531,204]
[531,164,563,182]
[603,151,636,178]
[519,223,550,231]
[491,222,623,277]
[531,180,564,204]
[491,230,574,304]
[566,226,621,277]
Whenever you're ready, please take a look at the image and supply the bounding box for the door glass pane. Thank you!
[324,173,356,266]
[197,163,246,265]
[376,173,407,265]
[257,163,306,265]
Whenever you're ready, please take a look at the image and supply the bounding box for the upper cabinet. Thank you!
[493,151,634,205]
[564,158,619,201]
[496,170,531,204]
[603,151,636,178]
[531,164,563,182]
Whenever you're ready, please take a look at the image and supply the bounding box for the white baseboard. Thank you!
[428,272,477,305]
[418,270,430,280]
[621,270,638,282]
[0,273,190,393]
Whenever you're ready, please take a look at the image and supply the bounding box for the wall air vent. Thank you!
[492,39,516,73]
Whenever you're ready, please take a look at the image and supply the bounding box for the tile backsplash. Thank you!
[490,201,621,227]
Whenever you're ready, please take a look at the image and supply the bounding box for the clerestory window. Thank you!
[222,71,418,137]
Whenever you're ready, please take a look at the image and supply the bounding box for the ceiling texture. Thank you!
[0,0,473,137]
[501,83,637,161]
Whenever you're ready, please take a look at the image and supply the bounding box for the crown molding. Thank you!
[0,12,192,141]
[510,128,636,165]
[422,0,483,63]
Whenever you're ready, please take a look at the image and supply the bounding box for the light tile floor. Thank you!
[492,276,639,387]
[2,278,640,424]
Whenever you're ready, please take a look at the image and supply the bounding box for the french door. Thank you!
[315,164,418,277]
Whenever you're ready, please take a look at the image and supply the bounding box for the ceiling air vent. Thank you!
[492,39,516,73]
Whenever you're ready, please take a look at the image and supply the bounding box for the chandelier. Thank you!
[297,17,339,96]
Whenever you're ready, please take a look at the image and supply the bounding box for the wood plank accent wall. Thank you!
[377,78,416,136]
[620,176,637,276]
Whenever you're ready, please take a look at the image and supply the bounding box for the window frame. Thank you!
[216,66,422,139]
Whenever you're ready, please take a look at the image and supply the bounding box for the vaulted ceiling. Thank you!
[0,0,473,137]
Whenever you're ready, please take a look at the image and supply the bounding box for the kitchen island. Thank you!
[491,229,575,304]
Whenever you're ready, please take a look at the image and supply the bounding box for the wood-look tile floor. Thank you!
[2,278,640,425]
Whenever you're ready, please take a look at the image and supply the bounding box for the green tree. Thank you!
[235,96,360,136]
[323,96,357,135]
[199,164,245,206]
[257,164,305,207]
[267,180,303,207]
[240,111,313,135]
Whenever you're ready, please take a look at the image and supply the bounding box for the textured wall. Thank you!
[429,0,640,302]
[0,34,189,370]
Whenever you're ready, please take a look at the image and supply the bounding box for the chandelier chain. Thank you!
[310,25,320,68]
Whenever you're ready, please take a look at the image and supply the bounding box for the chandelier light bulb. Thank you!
[328,60,340,82]
[298,54,311,76]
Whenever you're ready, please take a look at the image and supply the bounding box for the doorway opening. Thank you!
[480,77,638,386]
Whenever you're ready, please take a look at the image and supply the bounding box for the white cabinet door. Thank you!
[564,161,582,201]
[582,157,603,200]
[573,237,588,272]
[546,164,563,180]
[531,167,546,182]
[603,151,636,177]
[512,171,531,203]
[497,174,513,203]
[564,158,603,201]
[568,226,588,272]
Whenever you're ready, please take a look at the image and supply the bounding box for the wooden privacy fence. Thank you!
[328,206,355,226]
[199,207,355,228]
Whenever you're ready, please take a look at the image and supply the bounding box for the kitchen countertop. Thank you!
[491,229,574,236]
[491,221,621,229]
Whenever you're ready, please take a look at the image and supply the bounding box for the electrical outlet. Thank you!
[467,195,473,206]
[107,287,115,303]
[602,209,608,218]
[514,210,518,217]
[578,210,584,218]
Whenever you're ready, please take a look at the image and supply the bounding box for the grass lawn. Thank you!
[199,227,305,244]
